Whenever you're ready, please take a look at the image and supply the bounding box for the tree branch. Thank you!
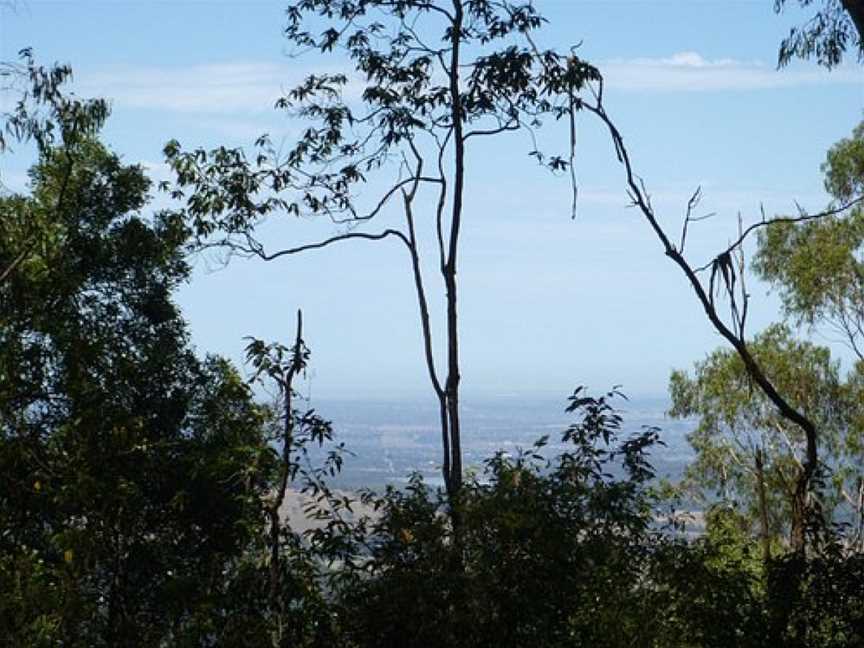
[584,96,822,549]
[463,120,520,140]
[248,228,410,261]
[694,196,864,273]
[329,175,443,224]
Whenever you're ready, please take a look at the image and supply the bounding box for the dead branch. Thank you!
[582,94,821,550]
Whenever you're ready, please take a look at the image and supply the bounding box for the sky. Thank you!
[2,0,863,402]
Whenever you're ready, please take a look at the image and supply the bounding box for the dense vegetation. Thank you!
[2,2,864,645]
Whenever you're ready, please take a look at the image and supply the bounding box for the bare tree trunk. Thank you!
[268,310,304,612]
[755,448,772,562]
[790,481,808,552]
[443,0,465,501]
[856,477,864,551]
[401,186,453,497]
[0,243,34,284]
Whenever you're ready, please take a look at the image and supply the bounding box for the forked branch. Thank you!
[583,95,821,550]
[695,195,864,273]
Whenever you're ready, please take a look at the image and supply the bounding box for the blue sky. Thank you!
[2,1,862,401]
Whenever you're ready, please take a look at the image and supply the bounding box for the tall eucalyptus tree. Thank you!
[165,0,594,502]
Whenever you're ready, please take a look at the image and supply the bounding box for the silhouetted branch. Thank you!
[583,94,821,550]
[694,195,864,273]
[269,309,305,611]
[463,120,520,140]
[243,229,410,261]
[330,175,444,224]
[678,186,716,253]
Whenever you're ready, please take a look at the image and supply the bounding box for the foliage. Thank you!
[163,0,599,500]
[4,23,864,648]
[669,324,852,545]
[774,0,864,68]
[298,388,864,648]
[754,121,864,359]
[765,540,864,647]
[0,57,277,647]
[1,48,108,156]
[165,0,594,239]
[323,389,657,648]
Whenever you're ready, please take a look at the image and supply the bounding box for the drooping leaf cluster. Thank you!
[774,0,864,68]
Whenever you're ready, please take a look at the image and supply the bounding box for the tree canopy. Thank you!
[0,58,276,646]
[755,122,864,360]
[164,0,597,504]
[2,4,864,645]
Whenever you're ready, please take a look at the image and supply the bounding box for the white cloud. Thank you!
[74,61,366,115]
[54,51,863,121]
[631,52,741,68]
[600,51,863,92]
[74,62,295,114]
